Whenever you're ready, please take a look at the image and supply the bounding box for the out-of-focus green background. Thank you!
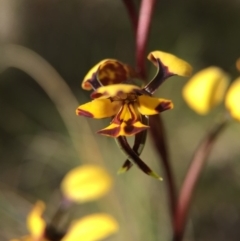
[1,0,240,240]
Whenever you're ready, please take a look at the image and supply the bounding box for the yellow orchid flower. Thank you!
[182,67,230,115]
[225,77,240,121]
[11,201,118,241]
[77,51,192,137]
[60,165,112,203]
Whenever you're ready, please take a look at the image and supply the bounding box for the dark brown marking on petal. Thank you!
[87,74,103,90]
[155,101,173,113]
[91,90,109,99]
[127,103,138,123]
[97,126,120,137]
[76,109,94,118]
[111,105,124,125]
[123,123,149,135]
[99,62,128,85]
[91,92,103,99]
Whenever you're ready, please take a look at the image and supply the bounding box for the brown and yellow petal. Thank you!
[138,95,173,115]
[91,84,141,99]
[76,99,121,119]
[98,60,138,86]
[82,59,138,90]
[148,51,192,77]
[82,59,112,90]
[62,214,118,241]
[97,121,149,137]
[113,103,139,124]
[27,201,46,240]
[225,77,240,121]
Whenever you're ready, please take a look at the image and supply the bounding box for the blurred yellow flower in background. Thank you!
[62,214,118,241]
[182,67,230,115]
[225,77,240,121]
[60,165,113,203]
[10,165,118,241]
[27,201,46,241]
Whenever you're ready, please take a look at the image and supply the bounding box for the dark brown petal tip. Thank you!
[76,108,94,117]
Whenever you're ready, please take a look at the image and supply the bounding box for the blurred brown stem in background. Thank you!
[122,0,177,226]
[173,118,228,241]
[136,0,156,79]
[0,44,104,165]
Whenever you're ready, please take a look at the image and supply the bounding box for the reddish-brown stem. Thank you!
[123,0,177,224]
[149,115,177,221]
[173,119,228,241]
[122,0,138,36]
[136,0,156,79]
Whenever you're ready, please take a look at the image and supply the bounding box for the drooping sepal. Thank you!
[117,116,148,174]
[116,136,163,180]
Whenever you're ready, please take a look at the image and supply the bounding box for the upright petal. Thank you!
[97,60,138,86]
[225,77,240,121]
[91,84,141,99]
[76,99,120,119]
[62,214,118,241]
[148,51,192,77]
[61,165,112,203]
[138,95,173,115]
[82,59,138,90]
[183,67,230,114]
[82,59,113,90]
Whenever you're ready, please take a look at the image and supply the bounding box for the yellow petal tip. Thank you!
[148,50,193,77]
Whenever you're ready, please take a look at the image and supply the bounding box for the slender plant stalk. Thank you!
[123,0,177,223]
[149,115,177,219]
[122,0,138,36]
[173,119,228,241]
[136,0,156,78]
[0,44,103,165]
